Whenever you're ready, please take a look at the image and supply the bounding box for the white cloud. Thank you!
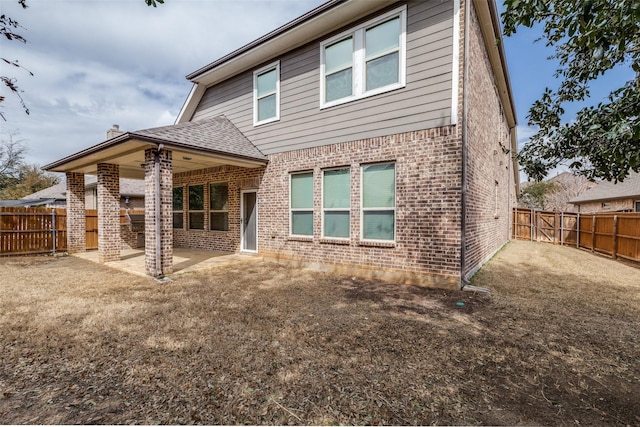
[1,0,325,166]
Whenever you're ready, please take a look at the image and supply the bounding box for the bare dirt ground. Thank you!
[0,241,638,425]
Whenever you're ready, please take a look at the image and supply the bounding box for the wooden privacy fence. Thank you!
[0,207,144,255]
[513,208,640,263]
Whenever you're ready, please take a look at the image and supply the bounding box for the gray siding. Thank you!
[192,0,454,155]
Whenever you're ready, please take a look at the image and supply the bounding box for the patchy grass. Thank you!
[0,241,638,425]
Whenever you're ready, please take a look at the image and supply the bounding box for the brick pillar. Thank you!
[144,148,173,276]
[97,163,121,263]
[66,172,86,253]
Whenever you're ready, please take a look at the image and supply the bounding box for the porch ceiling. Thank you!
[43,117,268,179]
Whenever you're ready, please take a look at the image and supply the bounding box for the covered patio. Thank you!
[43,117,268,277]
[73,247,262,277]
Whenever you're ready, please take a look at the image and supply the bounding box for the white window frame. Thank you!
[319,5,407,109]
[321,167,351,240]
[360,162,396,243]
[188,184,205,230]
[289,171,314,237]
[209,182,229,232]
[635,200,640,212]
[253,61,280,126]
[172,186,184,230]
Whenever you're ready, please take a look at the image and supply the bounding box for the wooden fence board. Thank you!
[512,208,640,263]
[0,207,141,255]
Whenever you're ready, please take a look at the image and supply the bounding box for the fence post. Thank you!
[591,215,596,252]
[530,209,534,241]
[576,213,580,249]
[51,209,56,254]
[612,215,618,259]
[560,212,564,245]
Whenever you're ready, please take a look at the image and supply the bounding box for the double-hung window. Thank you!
[188,184,205,230]
[253,61,280,126]
[210,183,229,231]
[290,172,313,237]
[320,6,406,108]
[322,168,350,239]
[173,187,184,229]
[361,163,395,242]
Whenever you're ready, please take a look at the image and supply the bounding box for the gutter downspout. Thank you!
[155,144,164,277]
[460,0,470,287]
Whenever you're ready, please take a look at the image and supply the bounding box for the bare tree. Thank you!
[0,130,27,188]
[544,173,596,212]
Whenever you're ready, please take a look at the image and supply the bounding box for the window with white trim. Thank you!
[209,182,229,231]
[253,61,280,126]
[290,171,313,237]
[320,5,406,108]
[635,201,640,212]
[361,163,395,241]
[322,168,350,238]
[173,186,184,229]
[188,184,205,230]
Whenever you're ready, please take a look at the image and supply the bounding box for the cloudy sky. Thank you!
[0,0,633,179]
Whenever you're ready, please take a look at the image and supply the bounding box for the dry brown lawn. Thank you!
[0,240,638,425]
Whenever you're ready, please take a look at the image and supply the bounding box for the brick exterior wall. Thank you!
[462,1,516,278]
[173,166,265,252]
[575,199,636,213]
[175,128,463,288]
[144,148,173,276]
[97,163,121,263]
[65,172,86,254]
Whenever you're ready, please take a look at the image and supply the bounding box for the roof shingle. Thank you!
[570,172,640,203]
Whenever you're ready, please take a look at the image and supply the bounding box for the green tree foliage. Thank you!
[1,0,164,120]
[0,163,60,199]
[518,181,556,210]
[502,0,640,182]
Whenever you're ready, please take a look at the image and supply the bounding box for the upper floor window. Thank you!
[635,201,640,212]
[320,5,406,109]
[253,61,280,126]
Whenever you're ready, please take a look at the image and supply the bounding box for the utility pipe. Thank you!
[460,0,470,287]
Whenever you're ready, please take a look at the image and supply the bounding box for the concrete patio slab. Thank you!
[72,248,262,277]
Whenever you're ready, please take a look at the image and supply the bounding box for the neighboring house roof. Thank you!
[570,172,640,203]
[0,199,58,207]
[21,177,145,201]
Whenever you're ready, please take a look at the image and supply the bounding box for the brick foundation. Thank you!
[97,163,121,263]
[66,172,86,254]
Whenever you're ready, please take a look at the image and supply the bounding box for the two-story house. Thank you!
[44,0,519,288]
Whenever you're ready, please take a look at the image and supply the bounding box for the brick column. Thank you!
[66,172,86,253]
[97,163,121,263]
[144,148,173,276]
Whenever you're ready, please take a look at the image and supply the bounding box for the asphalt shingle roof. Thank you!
[570,172,640,203]
[22,177,145,200]
[133,116,266,161]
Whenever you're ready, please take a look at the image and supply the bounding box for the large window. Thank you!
[290,172,313,237]
[188,184,205,230]
[210,183,229,231]
[320,6,406,108]
[173,187,184,229]
[361,163,395,241]
[253,61,280,126]
[322,168,350,238]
